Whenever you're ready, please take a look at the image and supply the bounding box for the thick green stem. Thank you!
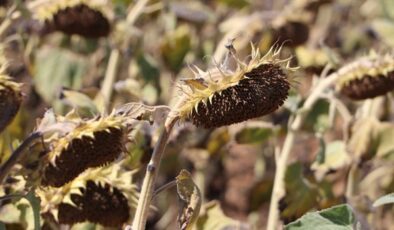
[267,71,339,230]
[132,116,178,230]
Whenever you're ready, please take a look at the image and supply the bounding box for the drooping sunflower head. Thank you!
[336,52,394,100]
[174,44,295,128]
[37,163,138,227]
[28,0,112,38]
[0,49,22,133]
[39,111,130,187]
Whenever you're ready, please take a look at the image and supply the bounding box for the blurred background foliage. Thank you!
[0,0,394,229]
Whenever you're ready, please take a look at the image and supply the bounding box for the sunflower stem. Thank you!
[132,116,178,230]
[97,48,120,112]
[0,132,42,183]
[267,69,339,230]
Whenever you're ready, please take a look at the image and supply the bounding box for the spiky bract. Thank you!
[336,52,394,100]
[175,45,294,128]
[29,0,111,38]
[37,163,138,227]
[41,113,128,187]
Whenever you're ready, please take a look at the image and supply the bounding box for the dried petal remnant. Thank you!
[58,181,130,227]
[191,64,289,128]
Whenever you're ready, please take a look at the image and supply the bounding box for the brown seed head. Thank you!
[37,163,138,227]
[58,181,130,227]
[190,64,289,128]
[41,115,127,187]
[336,52,394,100]
[28,0,112,38]
[0,71,22,133]
[174,44,294,128]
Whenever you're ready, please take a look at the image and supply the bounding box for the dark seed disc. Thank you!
[340,72,394,100]
[42,127,124,187]
[45,4,110,38]
[58,181,130,227]
[274,21,309,47]
[0,85,22,133]
[190,64,290,128]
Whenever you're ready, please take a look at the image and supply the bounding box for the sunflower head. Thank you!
[29,0,112,38]
[336,52,394,100]
[0,51,22,133]
[174,44,295,128]
[39,111,130,187]
[0,0,8,7]
[37,163,138,227]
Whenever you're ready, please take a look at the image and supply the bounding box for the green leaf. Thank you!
[285,204,356,230]
[371,19,394,47]
[34,47,87,112]
[24,191,41,230]
[235,127,273,144]
[373,193,394,207]
[375,122,394,158]
[160,25,191,73]
[217,0,249,8]
[311,141,351,179]
[281,163,319,219]
[196,201,246,230]
[303,99,330,132]
[60,88,98,115]
[136,54,160,84]
[315,136,326,164]
[347,117,379,160]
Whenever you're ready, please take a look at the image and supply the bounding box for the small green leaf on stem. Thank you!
[24,191,41,230]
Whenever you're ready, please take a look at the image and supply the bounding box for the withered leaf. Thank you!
[115,103,170,125]
[176,169,202,230]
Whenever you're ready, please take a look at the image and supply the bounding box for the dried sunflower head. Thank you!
[0,0,8,7]
[39,111,130,187]
[0,56,22,133]
[336,52,394,100]
[173,44,294,128]
[37,163,138,227]
[28,0,112,38]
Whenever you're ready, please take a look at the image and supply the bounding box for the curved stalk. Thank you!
[132,116,178,230]
[0,132,42,183]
